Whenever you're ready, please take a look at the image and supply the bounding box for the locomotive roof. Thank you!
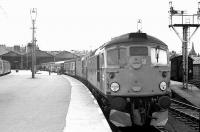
[103,32,167,48]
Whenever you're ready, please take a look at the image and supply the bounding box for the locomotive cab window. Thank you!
[129,46,148,56]
[107,47,127,66]
[151,48,167,65]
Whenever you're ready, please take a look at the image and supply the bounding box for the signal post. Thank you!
[169,2,200,89]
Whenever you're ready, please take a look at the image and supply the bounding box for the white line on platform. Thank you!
[93,100,98,105]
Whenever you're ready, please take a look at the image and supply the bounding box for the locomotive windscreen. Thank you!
[107,47,127,66]
[130,46,148,56]
[151,48,167,65]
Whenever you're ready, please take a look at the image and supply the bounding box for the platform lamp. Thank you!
[30,8,37,78]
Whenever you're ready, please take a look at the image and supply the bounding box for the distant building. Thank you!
[70,50,89,57]
[0,44,79,69]
[54,51,78,61]
[0,44,6,48]
[191,56,200,80]
[13,45,21,52]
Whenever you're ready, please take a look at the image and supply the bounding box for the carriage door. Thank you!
[97,55,100,82]
[97,54,104,90]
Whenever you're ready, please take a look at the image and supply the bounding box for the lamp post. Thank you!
[30,8,37,78]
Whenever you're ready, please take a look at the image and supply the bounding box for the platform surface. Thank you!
[170,80,200,107]
[0,70,111,132]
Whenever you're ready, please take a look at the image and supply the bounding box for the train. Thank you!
[0,59,11,76]
[40,61,65,74]
[170,55,193,82]
[63,32,171,128]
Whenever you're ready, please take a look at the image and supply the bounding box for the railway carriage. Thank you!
[0,59,11,75]
[64,59,76,76]
[75,58,83,78]
[40,61,65,73]
[53,61,65,73]
[64,32,171,128]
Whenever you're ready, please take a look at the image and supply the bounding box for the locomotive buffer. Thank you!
[169,1,200,89]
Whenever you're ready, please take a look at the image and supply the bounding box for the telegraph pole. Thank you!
[30,8,37,78]
[169,2,200,89]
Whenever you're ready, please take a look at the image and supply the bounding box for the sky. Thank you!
[0,0,200,53]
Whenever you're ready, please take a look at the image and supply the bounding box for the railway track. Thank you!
[80,77,199,132]
[169,99,200,131]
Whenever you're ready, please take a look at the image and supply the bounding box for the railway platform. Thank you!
[0,70,111,132]
[170,80,200,107]
[62,76,111,132]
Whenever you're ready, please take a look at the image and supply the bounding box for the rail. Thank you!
[170,99,199,131]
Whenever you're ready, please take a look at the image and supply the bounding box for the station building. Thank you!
[0,45,79,70]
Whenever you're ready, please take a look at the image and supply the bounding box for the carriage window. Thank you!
[130,46,148,56]
[151,48,167,65]
[107,47,127,66]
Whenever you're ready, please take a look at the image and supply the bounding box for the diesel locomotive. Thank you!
[64,32,171,127]
[0,59,11,76]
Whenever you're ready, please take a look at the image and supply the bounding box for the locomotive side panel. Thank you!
[99,53,107,95]
[87,56,98,89]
